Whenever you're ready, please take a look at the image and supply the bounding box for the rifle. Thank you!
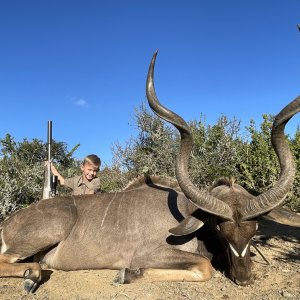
[42,120,58,199]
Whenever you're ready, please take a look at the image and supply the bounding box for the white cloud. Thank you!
[74,98,87,106]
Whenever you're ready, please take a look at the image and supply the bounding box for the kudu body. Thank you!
[0,52,299,293]
[0,178,212,293]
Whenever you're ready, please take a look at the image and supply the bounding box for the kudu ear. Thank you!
[169,216,205,236]
[262,206,300,227]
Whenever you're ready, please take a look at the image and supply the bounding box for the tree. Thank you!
[238,115,279,195]
[0,134,79,221]
[188,115,243,188]
[289,126,300,210]
[112,105,300,212]
[112,105,243,189]
[112,102,178,179]
[99,165,128,192]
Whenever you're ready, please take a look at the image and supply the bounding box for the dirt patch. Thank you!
[0,218,299,300]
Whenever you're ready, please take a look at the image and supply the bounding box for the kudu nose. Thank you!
[234,276,254,286]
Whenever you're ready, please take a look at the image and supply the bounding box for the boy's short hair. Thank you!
[83,154,101,167]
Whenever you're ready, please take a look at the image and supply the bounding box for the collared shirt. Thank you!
[64,175,101,195]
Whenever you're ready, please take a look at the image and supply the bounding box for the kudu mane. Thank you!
[123,174,181,192]
[210,177,236,190]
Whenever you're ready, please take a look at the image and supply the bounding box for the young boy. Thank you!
[51,154,101,195]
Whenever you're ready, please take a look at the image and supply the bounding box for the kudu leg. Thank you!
[115,248,213,283]
[0,253,41,293]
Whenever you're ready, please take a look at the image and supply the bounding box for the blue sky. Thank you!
[1,0,299,166]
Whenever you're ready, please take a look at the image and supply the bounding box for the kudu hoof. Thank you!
[24,278,38,293]
[23,269,40,293]
[113,268,144,284]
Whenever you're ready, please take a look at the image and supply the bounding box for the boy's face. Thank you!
[80,162,99,181]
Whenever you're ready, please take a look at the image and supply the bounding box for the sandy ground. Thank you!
[0,218,299,300]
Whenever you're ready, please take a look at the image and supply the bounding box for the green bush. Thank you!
[112,104,300,212]
[1,103,299,222]
[0,134,79,221]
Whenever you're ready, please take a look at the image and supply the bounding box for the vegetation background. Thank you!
[0,103,299,222]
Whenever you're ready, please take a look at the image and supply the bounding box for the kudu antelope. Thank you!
[0,53,299,293]
[146,51,299,285]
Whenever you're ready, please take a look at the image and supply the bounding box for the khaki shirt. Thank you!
[64,175,100,195]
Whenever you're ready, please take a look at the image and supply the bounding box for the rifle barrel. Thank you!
[47,120,52,198]
[47,120,52,162]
